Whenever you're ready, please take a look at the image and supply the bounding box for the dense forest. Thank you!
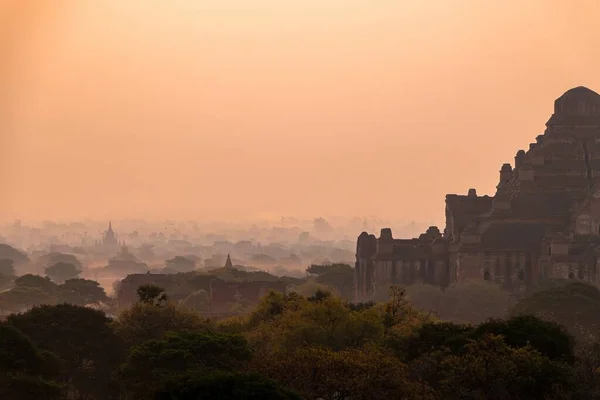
[3,277,600,399]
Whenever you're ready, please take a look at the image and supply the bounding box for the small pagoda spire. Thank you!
[224,254,233,269]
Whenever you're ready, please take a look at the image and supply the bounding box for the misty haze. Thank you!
[2,1,600,400]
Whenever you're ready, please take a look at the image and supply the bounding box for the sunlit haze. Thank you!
[3,0,600,223]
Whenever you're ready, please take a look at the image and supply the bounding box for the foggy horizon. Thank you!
[3,0,600,222]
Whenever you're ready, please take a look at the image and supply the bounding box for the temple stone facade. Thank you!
[356,86,600,300]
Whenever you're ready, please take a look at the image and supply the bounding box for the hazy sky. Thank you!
[2,0,600,224]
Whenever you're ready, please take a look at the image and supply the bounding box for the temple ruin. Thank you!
[355,86,600,300]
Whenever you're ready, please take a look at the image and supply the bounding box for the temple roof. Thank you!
[559,86,599,99]
[549,86,600,125]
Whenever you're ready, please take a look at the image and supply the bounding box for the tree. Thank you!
[0,323,62,400]
[383,285,433,334]
[252,345,434,400]
[0,258,15,277]
[57,278,108,306]
[118,331,252,399]
[473,315,575,363]
[247,291,383,353]
[437,334,573,400]
[572,339,600,399]
[510,282,600,341]
[7,304,124,400]
[113,302,211,348]
[15,274,58,292]
[0,259,15,290]
[155,372,301,400]
[181,290,210,312]
[137,284,167,306]
[165,256,196,272]
[401,321,472,362]
[402,315,574,365]
[39,252,83,272]
[44,262,81,283]
[0,244,29,265]
[288,279,334,298]
[0,275,59,312]
[306,263,355,301]
[0,286,57,313]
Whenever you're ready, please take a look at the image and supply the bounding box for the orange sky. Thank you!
[2,0,600,223]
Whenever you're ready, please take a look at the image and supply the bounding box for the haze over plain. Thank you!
[2,0,600,222]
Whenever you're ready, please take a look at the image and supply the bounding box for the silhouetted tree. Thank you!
[7,304,124,399]
[0,258,15,277]
[57,278,108,306]
[44,262,81,283]
[165,256,196,272]
[137,284,167,305]
[0,323,62,400]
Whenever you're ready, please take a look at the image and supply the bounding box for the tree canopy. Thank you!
[0,279,596,400]
[7,304,124,399]
[44,262,81,283]
[0,323,62,400]
[510,282,600,341]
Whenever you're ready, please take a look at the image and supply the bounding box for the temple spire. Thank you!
[224,254,233,269]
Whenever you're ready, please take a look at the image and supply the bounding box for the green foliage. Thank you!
[510,282,600,341]
[572,340,600,399]
[0,323,63,400]
[137,284,168,305]
[402,321,472,362]
[1,278,597,400]
[306,263,355,300]
[216,315,250,334]
[0,286,57,313]
[288,278,335,297]
[0,275,109,312]
[113,302,211,348]
[247,291,384,353]
[119,331,252,399]
[252,345,434,400]
[437,334,573,399]
[56,278,108,306]
[44,262,81,283]
[473,315,575,363]
[383,286,434,333]
[403,315,574,364]
[7,304,124,400]
[155,371,301,400]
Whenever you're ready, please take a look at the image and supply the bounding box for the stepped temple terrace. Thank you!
[355,86,600,300]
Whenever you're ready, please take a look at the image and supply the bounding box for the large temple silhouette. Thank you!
[356,86,600,300]
[95,222,123,252]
